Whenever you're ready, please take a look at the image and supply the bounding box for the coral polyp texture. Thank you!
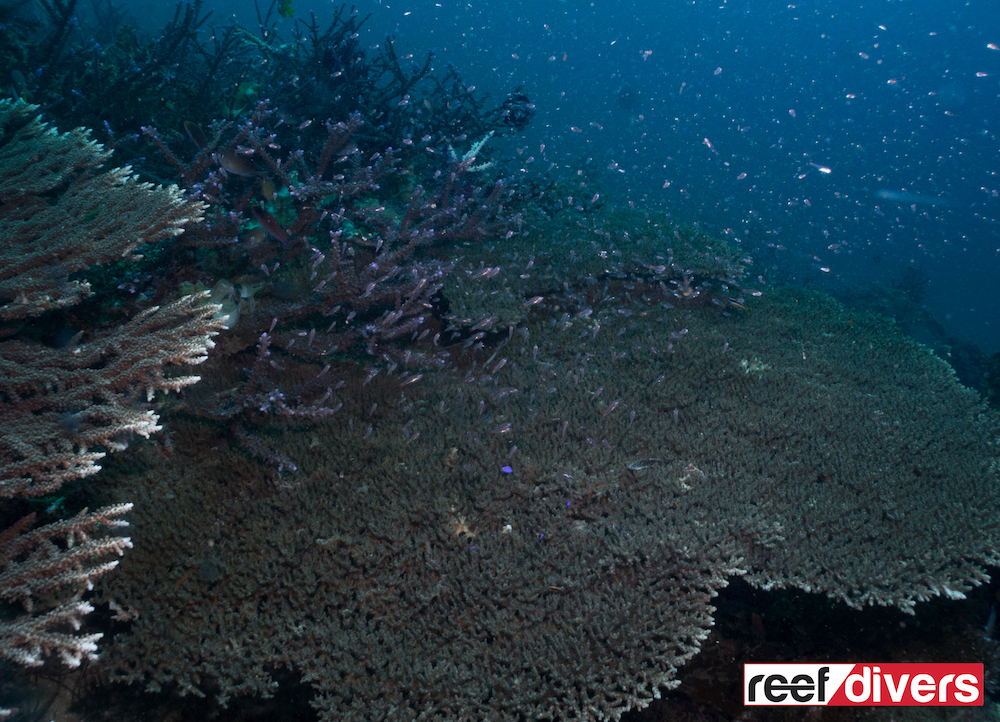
[95,286,1000,719]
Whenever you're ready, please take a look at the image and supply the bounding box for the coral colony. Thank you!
[0,2,999,721]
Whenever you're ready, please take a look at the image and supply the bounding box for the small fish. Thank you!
[260,176,277,201]
[278,0,294,18]
[251,206,289,244]
[183,120,207,149]
[494,387,518,401]
[875,189,952,206]
[628,457,665,471]
[219,149,258,177]
[9,69,26,99]
[244,226,268,248]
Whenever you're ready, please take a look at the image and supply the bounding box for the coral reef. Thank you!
[138,99,510,470]
[0,99,224,671]
[2,4,999,721]
[0,98,204,321]
[440,203,751,330]
[92,286,1000,719]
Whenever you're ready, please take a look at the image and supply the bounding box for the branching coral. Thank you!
[0,99,224,668]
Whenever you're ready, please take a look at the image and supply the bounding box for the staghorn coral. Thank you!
[440,204,751,331]
[0,99,225,669]
[142,101,510,471]
[0,294,226,497]
[0,98,205,321]
[92,285,1000,719]
[0,504,133,668]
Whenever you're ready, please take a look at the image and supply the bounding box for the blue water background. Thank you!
[132,0,1000,353]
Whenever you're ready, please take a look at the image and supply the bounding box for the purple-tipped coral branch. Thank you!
[144,100,512,469]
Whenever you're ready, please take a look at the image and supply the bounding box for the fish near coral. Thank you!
[251,206,290,244]
[183,120,207,149]
[218,149,258,177]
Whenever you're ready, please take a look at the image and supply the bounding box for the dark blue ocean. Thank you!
[130,0,1000,354]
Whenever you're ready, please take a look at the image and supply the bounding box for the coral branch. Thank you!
[0,505,133,667]
[0,293,224,498]
[0,100,205,321]
[0,99,222,669]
